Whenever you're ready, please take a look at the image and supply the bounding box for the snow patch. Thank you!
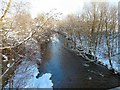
[7,63,10,68]
[98,58,120,72]
[51,34,59,43]
[2,54,8,62]
[25,73,53,88]
[88,77,92,80]
[4,60,53,88]
[83,63,89,67]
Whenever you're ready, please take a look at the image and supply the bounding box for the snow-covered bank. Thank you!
[65,34,120,73]
[4,60,53,88]
[25,73,53,88]
[4,37,53,88]
[97,58,120,73]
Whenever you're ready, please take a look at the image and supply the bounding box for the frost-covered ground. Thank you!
[5,60,53,88]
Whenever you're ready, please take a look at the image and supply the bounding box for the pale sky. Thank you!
[29,0,85,18]
[29,0,120,18]
[0,0,120,18]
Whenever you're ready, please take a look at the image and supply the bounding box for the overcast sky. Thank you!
[29,0,85,18]
[28,0,120,18]
[0,0,120,18]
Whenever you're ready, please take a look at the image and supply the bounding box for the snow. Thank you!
[83,63,89,67]
[51,34,59,43]
[25,73,53,88]
[99,73,104,77]
[2,54,8,62]
[7,31,17,38]
[12,58,15,61]
[47,39,50,41]
[7,63,10,68]
[98,58,120,72]
[88,77,92,80]
[4,60,53,88]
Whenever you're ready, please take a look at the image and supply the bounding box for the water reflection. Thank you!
[37,34,64,85]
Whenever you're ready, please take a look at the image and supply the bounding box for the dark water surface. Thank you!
[38,37,120,88]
